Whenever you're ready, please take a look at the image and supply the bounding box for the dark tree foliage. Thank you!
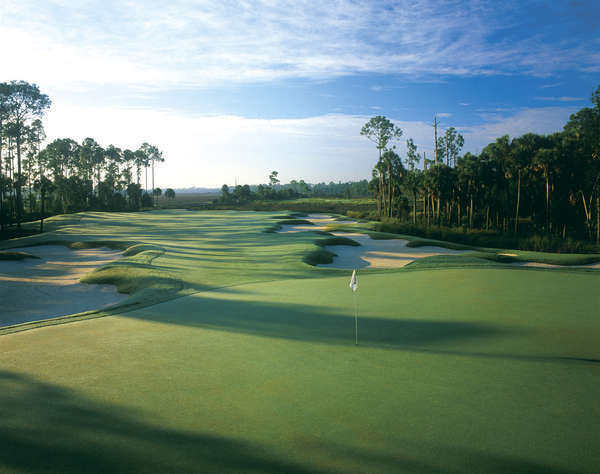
[362,91,600,245]
[0,81,165,234]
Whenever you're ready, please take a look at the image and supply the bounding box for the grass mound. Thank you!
[316,236,360,247]
[0,251,40,261]
[404,254,501,269]
[265,218,317,233]
[123,243,164,256]
[303,248,337,265]
[277,219,314,226]
[67,240,132,250]
[406,239,473,250]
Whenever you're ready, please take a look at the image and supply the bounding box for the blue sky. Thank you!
[2,0,599,187]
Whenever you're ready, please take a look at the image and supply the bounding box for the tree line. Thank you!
[0,80,168,234]
[219,171,370,204]
[362,86,600,244]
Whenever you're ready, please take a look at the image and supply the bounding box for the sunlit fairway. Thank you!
[1,210,599,473]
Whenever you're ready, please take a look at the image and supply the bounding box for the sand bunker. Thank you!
[317,233,471,269]
[278,215,471,268]
[280,215,600,270]
[0,245,126,327]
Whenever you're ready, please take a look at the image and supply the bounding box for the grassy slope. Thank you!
[1,210,599,473]
[0,210,346,331]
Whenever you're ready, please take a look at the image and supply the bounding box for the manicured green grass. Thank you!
[1,210,599,473]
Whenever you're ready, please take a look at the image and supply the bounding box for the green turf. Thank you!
[1,210,599,473]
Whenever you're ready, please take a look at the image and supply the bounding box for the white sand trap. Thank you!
[278,214,470,268]
[0,245,126,327]
[317,233,471,269]
[278,215,600,270]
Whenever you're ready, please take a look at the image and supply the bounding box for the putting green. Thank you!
[1,210,599,473]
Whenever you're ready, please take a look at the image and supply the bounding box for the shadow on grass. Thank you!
[127,295,600,365]
[310,439,586,474]
[0,370,317,474]
[1,371,588,473]
[128,295,505,350]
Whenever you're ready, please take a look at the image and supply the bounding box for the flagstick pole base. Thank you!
[354,291,358,346]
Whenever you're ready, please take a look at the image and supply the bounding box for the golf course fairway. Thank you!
[1,210,599,473]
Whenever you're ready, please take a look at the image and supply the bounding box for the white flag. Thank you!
[349,269,358,292]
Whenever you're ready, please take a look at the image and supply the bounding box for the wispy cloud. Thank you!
[535,96,585,102]
[539,83,562,89]
[460,107,577,152]
[437,113,452,118]
[2,0,598,90]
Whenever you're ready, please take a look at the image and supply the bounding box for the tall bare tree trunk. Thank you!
[514,168,521,234]
[445,138,449,166]
[16,136,22,232]
[469,196,474,229]
[434,116,438,165]
[40,188,45,233]
[597,196,600,245]
[413,190,417,224]
[545,169,550,232]
[388,164,393,218]
[0,119,3,231]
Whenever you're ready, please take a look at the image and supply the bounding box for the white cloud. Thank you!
[2,0,598,91]
[437,112,452,118]
[460,107,577,152]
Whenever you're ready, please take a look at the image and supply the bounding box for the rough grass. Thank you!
[303,248,337,265]
[277,218,314,226]
[406,238,473,250]
[0,238,133,252]
[201,197,376,215]
[0,251,40,261]
[315,236,361,247]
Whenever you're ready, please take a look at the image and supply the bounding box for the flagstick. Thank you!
[354,291,358,345]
